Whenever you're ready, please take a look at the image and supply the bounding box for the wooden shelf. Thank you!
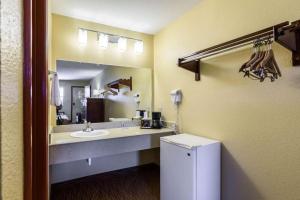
[107,76,132,92]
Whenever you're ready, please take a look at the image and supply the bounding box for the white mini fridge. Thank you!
[160,133,221,200]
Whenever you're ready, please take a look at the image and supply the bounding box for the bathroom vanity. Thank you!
[49,126,174,183]
[50,126,174,164]
[49,59,161,183]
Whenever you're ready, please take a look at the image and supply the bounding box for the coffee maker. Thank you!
[152,112,162,129]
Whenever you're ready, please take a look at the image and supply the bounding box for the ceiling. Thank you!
[51,0,201,34]
[57,60,108,80]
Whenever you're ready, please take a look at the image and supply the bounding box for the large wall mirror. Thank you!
[53,60,152,126]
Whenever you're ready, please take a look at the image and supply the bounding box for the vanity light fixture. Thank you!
[78,28,88,45]
[98,33,109,49]
[118,37,127,52]
[78,27,143,53]
[134,40,144,54]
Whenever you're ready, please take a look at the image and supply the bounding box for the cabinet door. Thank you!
[160,141,196,200]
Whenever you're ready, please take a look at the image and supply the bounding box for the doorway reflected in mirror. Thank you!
[53,60,152,126]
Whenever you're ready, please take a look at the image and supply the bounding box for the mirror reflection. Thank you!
[52,60,152,125]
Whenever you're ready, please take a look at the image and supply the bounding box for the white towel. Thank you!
[50,74,62,106]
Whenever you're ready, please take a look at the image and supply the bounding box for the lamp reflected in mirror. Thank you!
[134,41,143,54]
[98,33,109,49]
[118,37,127,52]
[78,28,87,45]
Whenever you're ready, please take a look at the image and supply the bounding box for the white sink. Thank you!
[70,130,109,138]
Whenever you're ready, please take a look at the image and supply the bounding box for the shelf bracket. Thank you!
[275,20,300,66]
[178,59,201,81]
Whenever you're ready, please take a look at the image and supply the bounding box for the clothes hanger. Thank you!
[240,37,282,82]
[239,40,263,73]
[239,53,255,72]
[255,51,266,67]
[258,40,271,67]
[250,44,266,71]
[239,41,258,72]
[258,40,272,68]
[268,49,282,77]
[252,44,269,80]
[246,39,264,68]
[244,70,261,80]
[101,88,118,96]
[260,40,281,79]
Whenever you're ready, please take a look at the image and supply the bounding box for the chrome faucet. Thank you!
[83,121,94,132]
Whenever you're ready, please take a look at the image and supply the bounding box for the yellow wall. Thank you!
[154,0,300,199]
[50,14,154,127]
[0,0,23,199]
[52,14,153,69]
[48,0,55,131]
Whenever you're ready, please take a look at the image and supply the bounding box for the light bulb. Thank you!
[78,28,87,45]
[134,40,143,54]
[118,37,127,52]
[98,33,109,49]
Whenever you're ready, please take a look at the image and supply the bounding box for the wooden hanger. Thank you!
[240,38,282,82]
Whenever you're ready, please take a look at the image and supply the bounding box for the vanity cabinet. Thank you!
[49,127,174,183]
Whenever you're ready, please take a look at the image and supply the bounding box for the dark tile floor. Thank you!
[51,164,160,200]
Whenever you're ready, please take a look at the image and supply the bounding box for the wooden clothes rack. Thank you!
[106,76,132,92]
[178,20,300,81]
